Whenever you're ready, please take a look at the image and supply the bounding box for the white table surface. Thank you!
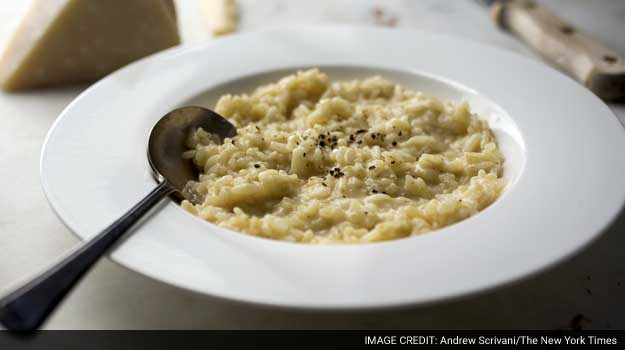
[1,0,624,330]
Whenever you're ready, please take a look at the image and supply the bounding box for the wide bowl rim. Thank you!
[40,26,625,310]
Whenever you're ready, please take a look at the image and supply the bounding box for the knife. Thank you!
[477,0,625,100]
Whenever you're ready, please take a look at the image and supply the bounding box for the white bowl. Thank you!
[41,27,625,309]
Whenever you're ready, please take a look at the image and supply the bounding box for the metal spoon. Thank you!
[0,106,237,331]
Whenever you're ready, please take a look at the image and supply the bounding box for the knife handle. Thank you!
[492,0,625,100]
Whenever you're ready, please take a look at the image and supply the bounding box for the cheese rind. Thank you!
[0,0,180,91]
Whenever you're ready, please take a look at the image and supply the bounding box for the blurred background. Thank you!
[0,0,624,329]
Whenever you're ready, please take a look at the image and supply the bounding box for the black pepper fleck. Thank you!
[369,165,376,170]
[254,164,260,168]
[392,141,397,146]
[372,189,378,194]
[330,167,344,178]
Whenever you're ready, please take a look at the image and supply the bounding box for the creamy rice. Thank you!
[181,69,505,243]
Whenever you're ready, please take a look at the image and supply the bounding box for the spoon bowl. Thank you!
[148,106,237,198]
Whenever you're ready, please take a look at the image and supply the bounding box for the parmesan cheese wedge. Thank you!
[0,0,180,91]
[202,0,239,36]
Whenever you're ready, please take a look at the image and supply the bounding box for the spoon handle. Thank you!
[0,181,175,331]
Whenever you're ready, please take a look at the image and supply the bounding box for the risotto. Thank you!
[181,69,505,243]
